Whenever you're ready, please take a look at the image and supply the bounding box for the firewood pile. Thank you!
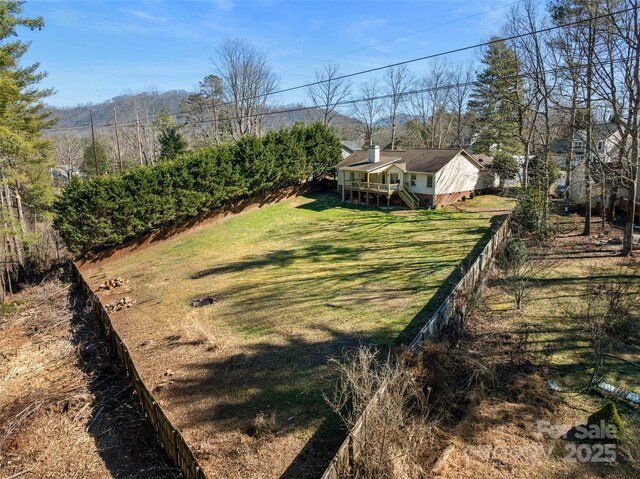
[97,277,129,291]
[106,296,134,312]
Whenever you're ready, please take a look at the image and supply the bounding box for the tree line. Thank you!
[0,1,57,301]
[468,0,640,254]
[53,122,341,255]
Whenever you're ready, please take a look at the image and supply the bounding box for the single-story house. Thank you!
[336,146,493,208]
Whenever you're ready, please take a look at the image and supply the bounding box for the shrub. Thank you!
[470,191,476,199]
[587,402,624,438]
[54,123,341,255]
[497,238,527,271]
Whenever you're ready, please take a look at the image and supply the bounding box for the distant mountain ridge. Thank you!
[45,90,191,130]
[45,90,363,135]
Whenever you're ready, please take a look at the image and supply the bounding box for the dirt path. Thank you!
[0,274,180,479]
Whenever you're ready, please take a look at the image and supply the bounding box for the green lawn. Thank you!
[85,191,513,479]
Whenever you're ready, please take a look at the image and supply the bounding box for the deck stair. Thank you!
[398,185,420,209]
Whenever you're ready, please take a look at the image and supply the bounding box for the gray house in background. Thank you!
[340,141,362,159]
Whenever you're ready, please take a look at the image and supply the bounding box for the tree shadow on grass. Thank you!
[395,214,508,344]
[116,202,509,478]
[162,326,371,478]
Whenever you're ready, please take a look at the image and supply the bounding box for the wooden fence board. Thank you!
[321,216,511,479]
[72,262,208,479]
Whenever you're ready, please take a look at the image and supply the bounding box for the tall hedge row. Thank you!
[54,122,341,255]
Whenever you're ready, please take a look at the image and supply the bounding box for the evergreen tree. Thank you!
[469,39,523,159]
[0,1,54,300]
[155,107,187,161]
[81,140,109,176]
[55,123,342,255]
[158,127,187,161]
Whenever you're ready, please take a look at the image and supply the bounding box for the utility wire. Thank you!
[207,5,637,110]
[48,60,625,132]
[45,55,628,133]
[45,5,636,133]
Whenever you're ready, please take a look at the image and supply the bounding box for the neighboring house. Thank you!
[554,123,640,207]
[336,146,492,209]
[553,123,619,170]
[469,146,523,187]
[51,166,80,184]
[340,140,362,159]
[471,153,493,168]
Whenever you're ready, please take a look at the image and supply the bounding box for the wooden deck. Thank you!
[342,180,419,209]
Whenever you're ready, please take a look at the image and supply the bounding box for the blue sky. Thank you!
[20,0,518,107]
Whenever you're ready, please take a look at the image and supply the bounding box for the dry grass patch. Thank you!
[0,276,178,478]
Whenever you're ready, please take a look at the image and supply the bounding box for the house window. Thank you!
[390,173,399,184]
[410,174,417,186]
[573,140,585,154]
[597,140,604,152]
[426,175,434,188]
[349,171,355,181]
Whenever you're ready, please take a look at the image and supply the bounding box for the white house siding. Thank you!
[434,153,482,195]
[404,172,434,195]
[568,162,603,204]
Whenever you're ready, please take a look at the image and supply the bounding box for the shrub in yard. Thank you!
[470,191,476,199]
[497,238,527,271]
[54,123,341,255]
[587,402,624,438]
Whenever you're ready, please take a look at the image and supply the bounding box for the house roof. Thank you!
[468,152,493,167]
[335,150,404,172]
[340,140,362,154]
[337,148,482,173]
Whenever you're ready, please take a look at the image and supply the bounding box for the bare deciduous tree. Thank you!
[352,79,384,146]
[450,62,475,147]
[52,131,83,179]
[383,65,413,150]
[306,63,351,126]
[325,345,433,478]
[592,0,640,254]
[508,0,559,226]
[214,38,278,140]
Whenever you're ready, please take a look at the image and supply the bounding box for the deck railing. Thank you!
[344,180,399,194]
[344,180,420,208]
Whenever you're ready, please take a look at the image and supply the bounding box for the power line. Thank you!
[46,55,629,134]
[255,6,635,103]
[45,5,636,133]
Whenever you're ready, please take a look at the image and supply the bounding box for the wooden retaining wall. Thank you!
[77,183,323,269]
[72,262,207,479]
[321,215,511,479]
